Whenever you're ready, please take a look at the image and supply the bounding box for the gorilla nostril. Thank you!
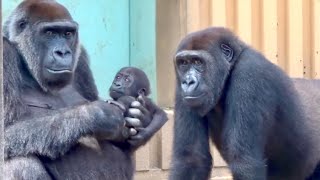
[55,50,63,57]
[185,79,195,86]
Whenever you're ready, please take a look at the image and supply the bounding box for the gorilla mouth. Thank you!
[47,68,72,74]
[184,93,206,100]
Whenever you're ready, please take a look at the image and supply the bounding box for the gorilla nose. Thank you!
[113,82,121,88]
[182,76,198,93]
[53,48,71,59]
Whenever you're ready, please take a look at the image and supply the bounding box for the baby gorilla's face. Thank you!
[109,72,135,100]
[109,67,151,100]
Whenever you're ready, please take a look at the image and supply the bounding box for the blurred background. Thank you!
[3,0,319,179]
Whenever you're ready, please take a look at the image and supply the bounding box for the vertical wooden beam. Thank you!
[226,0,236,31]
[277,0,287,71]
[287,0,304,77]
[262,0,278,64]
[186,0,200,33]
[211,0,227,27]
[236,0,252,44]
[251,0,262,51]
[302,0,312,78]
[161,111,174,170]
[312,0,320,79]
[156,0,181,107]
[199,0,211,29]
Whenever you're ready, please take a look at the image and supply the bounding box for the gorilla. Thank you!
[169,27,320,180]
[108,67,168,147]
[3,0,157,179]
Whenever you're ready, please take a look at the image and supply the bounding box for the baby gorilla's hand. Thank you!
[127,127,150,147]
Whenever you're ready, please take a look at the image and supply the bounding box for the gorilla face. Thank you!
[174,29,240,116]
[4,0,80,90]
[38,21,79,86]
[109,67,151,100]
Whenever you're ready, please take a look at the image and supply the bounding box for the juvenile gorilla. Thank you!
[108,67,168,148]
[170,27,320,180]
[3,0,152,179]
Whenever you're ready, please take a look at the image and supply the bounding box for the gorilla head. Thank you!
[109,67,151,100]
[174,28,245,116]
[4,0,80,90]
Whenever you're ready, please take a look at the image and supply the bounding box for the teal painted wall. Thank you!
[129,0,157,101]
[3,0,157,100]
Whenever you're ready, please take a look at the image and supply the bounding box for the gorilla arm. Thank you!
[169,98,212,180]
[4,101,128,160]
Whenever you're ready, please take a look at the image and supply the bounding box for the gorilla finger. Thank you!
[125,117,142,127]
[137,95,146,106]
[129,128,137,136]
[122,127,131,138]
[130,134,143,140]
[131,101,141,108]
[130,102,149,115]
[128,108,143,118]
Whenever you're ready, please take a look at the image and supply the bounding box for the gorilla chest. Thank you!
[21,85,88,114]
[207,108,225,150]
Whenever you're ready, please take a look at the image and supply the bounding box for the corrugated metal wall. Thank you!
[136,0,320,179]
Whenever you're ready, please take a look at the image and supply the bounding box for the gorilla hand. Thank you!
[89,100,130,140]
[106,99,126,112]
[125,100,152,146]
[127,127,151,147]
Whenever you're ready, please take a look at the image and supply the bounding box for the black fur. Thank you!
[170,27,320,180]
[3,1,153,179]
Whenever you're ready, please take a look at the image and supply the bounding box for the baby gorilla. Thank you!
[108,67,168,147]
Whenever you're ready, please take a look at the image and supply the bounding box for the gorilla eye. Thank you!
[125,78,130,82]
[18,20,27,29]
[65,31,73,37]
[116,75,121,79]
[193,59,202,65]
[46,30,53,36]
[177,59,188,66]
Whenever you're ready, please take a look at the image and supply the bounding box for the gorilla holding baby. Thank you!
[170,27,320,180]
[3,0,163,179]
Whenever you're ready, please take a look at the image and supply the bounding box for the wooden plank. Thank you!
[199,0,211,29]
[262,0,278,64]
[211,0,227,27]
[251,0,262,51]
[226,0,236,31]
[236,0,252,44]
[287,0,304,77]
[302,0,312,78]
[186,0,200,33]
[277,0,287,71]
[135,144,150,171]
[161,110,174,170]
[313,0,320,79]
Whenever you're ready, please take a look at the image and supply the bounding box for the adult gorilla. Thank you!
[170,27,320,180]
[3,0,153,179]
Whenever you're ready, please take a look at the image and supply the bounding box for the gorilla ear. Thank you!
[138,88,146,96]
[220,44,233,62]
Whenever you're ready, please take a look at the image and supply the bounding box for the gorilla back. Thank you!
[170,27,320,180]
[3,1,140,179]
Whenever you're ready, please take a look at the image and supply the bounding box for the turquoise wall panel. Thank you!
[129,0,157,101]
[3,0,130,99]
